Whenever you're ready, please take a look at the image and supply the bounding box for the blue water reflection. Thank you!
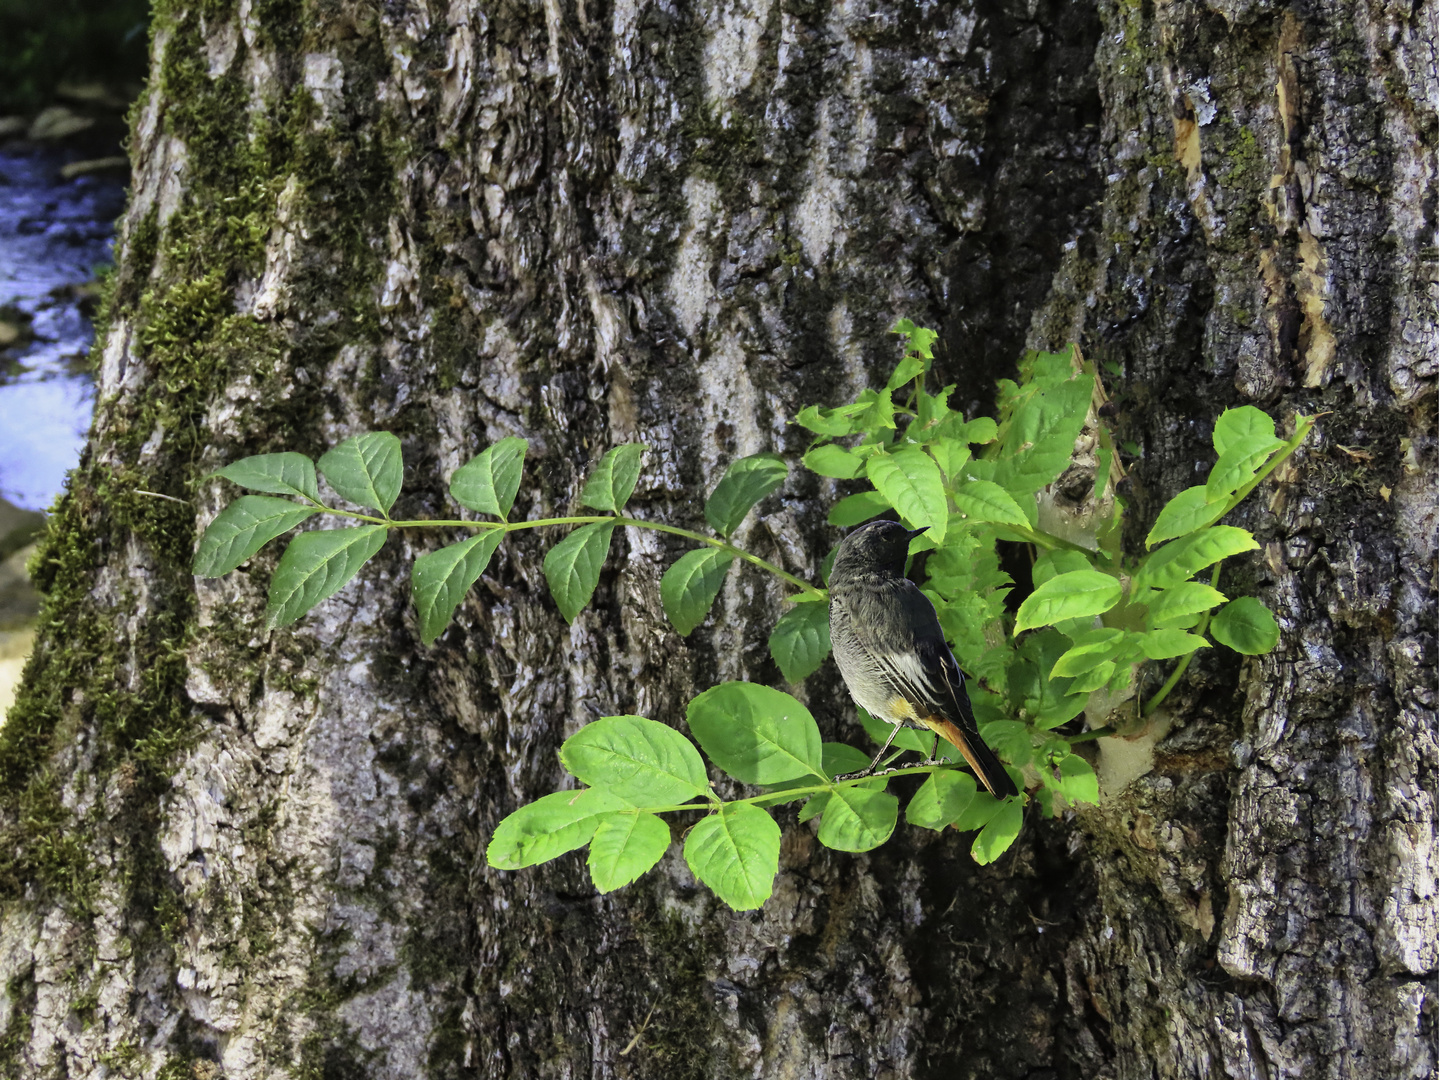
[0,143,127,511]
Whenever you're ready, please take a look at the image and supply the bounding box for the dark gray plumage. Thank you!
[828,519,1018,798]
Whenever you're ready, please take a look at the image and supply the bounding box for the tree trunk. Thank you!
[0,0,1432,1076]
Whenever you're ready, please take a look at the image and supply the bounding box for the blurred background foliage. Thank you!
[0,0,150,113]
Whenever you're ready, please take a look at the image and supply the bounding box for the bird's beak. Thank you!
[906,527,929,540]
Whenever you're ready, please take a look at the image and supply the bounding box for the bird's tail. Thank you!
[923,716,1019,799]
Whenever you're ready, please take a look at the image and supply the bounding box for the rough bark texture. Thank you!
[0,0,1433,1077]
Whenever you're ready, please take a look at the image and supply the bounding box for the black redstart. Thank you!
[828,519,1019,798]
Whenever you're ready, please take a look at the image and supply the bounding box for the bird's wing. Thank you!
[847,581,978,733]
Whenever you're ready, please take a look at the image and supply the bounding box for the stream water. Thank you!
[0,140,127,511]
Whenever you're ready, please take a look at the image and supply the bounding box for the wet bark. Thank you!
[0,0,1432,1077]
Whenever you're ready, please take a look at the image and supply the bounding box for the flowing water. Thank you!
[0,140,127,512]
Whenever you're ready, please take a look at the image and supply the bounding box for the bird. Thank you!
[828,519,1019,799]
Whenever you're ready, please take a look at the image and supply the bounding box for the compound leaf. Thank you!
[265,525,387,628]
[660,547,734,636]
[318,432,403,513]
[588,813,672,893]
[684,803,781,910]
[411,531,504,645]
[686,682,823,784]
[581,443,646,513]
[706,454,788,537]
[194,496,316,577]
[450,436,529,519]
[212,453,319,501]
[543,521,616,623]
[768,603,831,683]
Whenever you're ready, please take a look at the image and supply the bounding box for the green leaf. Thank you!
[318,432,403,514]
[1051,755,1098,803]
[1070,660,1116,693]
[957,416,999,445]
[1206,433,1285,503]
[1032,549,1093,588]
[580,443,647,513]
[803,444,865,479]
[1014,570,1123,632]
[660,547,734,636]
[851,387,896,432]
[1050,627,1125,678]
[795,405,856,437]
[560,715,709,806]
[953,790,1005,832]
[887,355,926,390]
[970,798,1023,864]
[828,490,892,528]
[865,446,948,541]
[212,452,320,501]
[588,813,672,892]
[797,793,829,823]
[265,526,388,628]
[1211,596,1281,654]
[1147,486,1223,547]
[686,682,823,784]
[193,496,316,577]
[684,802,781,910]
[450,436,528,520]
[768,603,832,683]
[821,742,873,778]
[890,318,937,360]
[543,521,616,623]
[1145,581,1228,627]
[951,479,1030,528]
[906,771,978,831]
[927,438,971,480]
[411,531,505,645]
[1132,527,1259,592]
[978,720,1032,765]
[1213,406,1277,456]
[705,454,788,537]
[1137,628,1210,660]
[816,786,899,852]
[486,789,627,869]
[994,377,1092,495]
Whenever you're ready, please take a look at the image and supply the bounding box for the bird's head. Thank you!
[830,520,928,582]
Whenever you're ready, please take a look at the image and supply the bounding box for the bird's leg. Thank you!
[835,722,905,782]
[914,732,950,768]
[865,722,904,774]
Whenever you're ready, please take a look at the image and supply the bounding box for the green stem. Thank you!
[1007,524,1095,556]
[628,762,967,816]
[297,506,826,599]
[1066,726,1114,745]
[1143,564,1223,716]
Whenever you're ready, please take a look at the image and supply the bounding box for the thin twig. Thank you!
[619,1002,657,1056]
[133,489,192,506]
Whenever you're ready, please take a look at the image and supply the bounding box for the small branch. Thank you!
[133,489,192,506]
[619,1003,657,1057]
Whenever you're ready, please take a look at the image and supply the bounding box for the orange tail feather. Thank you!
[922,716,1018,799]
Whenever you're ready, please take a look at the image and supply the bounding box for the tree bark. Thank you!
[0,0,1432,1077]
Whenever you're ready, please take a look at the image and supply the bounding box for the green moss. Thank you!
[0,0,409,1067]
[0,970,36,1076]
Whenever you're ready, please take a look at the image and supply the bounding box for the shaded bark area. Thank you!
[0,0,1432,1079]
